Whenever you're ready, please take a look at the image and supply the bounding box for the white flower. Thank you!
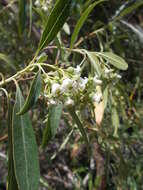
[64,98,74,107]
[61,78,73,92]
[93,76,102,85]
[49,99,56,105]
[74,65,81,75]
[105,68,113,74]
[92,93,102,103]
[116,74,122,79]
[78,77,88,90]
[35,0,40,6]
[42,5,48,11]
[51,83,61,95]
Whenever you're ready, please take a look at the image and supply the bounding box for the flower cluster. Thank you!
[35,0,53,11]
[43,66,103,108]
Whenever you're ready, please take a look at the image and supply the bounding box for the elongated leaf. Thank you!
[112,1,143,21]
[28,0,32,37]
[17,71,41,115]
[97,52,128,70]
[18,0,26,36]
[103,86,108,109]
[7,99,19,190]
[112,107,119,137]
[12,85,40,190]
[85,51,102,76]
[70,0,105,48]
[69,108,90,153]
[38,0,71,52]
[42,104,63,148]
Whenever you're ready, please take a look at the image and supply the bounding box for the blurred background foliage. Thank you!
[0,0,143,189]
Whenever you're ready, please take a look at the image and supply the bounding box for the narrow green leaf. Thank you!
[70,0,105,48]
[69,108,90,153]
[12,85,40,190]
[28,0,32,37]
[112,1,143,21]
[85,51,102,77]
[38,0,71,52]
[17,71,41,115]
[7,99,19,190]
[18,0,26,36]
[97,52,128,70]
[42,104,63,148]
[111,107,119,137]
[103,86,108,109]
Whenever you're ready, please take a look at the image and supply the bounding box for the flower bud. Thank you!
[92,93,102,103]
[93,76,102,85]
[51,83,61,95]
[64,98,74,107]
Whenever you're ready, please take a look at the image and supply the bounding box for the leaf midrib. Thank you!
[19,93,30,190]
[40,1,70,50]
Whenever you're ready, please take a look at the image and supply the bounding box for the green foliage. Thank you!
[7,99,19,190]
[38,0,72,52]
[42,104,63,148]
[17,70,42,115]
[97,52,128,70]
[18,0,26,36]
[0,0,143,189]
[12,85,40,190]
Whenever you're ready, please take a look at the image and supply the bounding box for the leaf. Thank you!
[42,104,63,148]
[70,0,105,48]
[18,0,26,36]
[28,0,32,37]
[85,51,102,77]
[17,71,41,115]
[38,0,71,52]
[97,52,128,70]
[12,85,40,190]
[69,108,90,153]
[111,107,119,137]
[7,99,19,190]
[112,1,143,21]
[103,86,108,109]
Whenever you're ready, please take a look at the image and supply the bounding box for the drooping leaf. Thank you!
[7,99,19,190]
[38,0,71,52]
[103,86,108,109]
[18,0,26,36]
[42,104,63,148]
[85,51,102,76]
[69,108,90,153]
[111,107,119,137]
[12,85,40,190]
[70,0,105,48]
[17,71,41,115]
[28,0,32,37]
[97,52,128,70]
